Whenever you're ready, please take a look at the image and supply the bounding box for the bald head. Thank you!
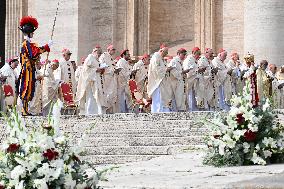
[269,63,277,74]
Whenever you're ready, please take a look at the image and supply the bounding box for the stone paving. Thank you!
[98,151,284,189]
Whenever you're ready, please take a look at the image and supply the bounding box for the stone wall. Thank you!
[149,0,195,54]
[28,0,79,62]
[223,0,244,58]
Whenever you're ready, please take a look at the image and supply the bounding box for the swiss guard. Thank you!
[18,16,51,115]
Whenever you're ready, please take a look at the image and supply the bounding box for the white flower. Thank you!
[37,163,53,181]
[243,142,250,153]
[262,137,277,148]
[218,142,226,155]
[54,136,66,144]
[33,179,48,189]
[248,123,258,132]
[263,150,272,158]
[251,152,266,165]
[15,180,24,189]
[232,129,246,141]
[35,134,55,151]
[262,99,270,111]
[231,95,242,107]
[229,106,242,116]
[10,165,26,181]
[255,144,260,151]
[65,173,76,188]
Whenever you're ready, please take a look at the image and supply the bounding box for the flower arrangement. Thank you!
[0,101,100,189]
[203,82,284,167]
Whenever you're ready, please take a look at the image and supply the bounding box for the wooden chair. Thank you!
[128,79,151,113]
[60,82,77,115]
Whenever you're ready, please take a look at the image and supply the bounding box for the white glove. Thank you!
[48,40,53,47]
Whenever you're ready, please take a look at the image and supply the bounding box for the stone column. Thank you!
[125,0,149,56]
[5,0,26,60]
[222,0,244,57]
[244,0,284,66]
[194,0,216,52]
[125,0,138,55]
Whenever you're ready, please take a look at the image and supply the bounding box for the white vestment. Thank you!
[147,52,169,113]
[116,58,132,113]
[42,64,61,116]
[226,60,242,96]
[168,56,185,111]
[212,57,230,110]
[197,56,216,110]
[182,54,198,111]
[275,72,284,108]
[99,52,118,113]
[75,54,104,115]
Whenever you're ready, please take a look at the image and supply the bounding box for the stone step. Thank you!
[84,145,200,155]
[83,154,164,164]
[82,136,204,146]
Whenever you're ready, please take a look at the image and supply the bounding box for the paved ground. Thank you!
[98,151,284,189]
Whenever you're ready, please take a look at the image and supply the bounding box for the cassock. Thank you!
[42,64,61,116]
[75,54,104,115]
[116,57,132,113]
[197,55,216,110]
[147,52,169,113]
[167,56,185,111]
[99,52,118,113]
[212,57,230,110]
[182,54,198,111]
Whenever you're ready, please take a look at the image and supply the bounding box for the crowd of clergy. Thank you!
[1,44,284,116]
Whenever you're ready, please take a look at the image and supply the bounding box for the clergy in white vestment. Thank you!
[54,48,76,95]
[267,64,281,108]
[75,46,105,115]
[29,60,44,115]
[212,49,230,110]
[42,59,61,116]
[275,66,284,108]
[116,49,133,113]
[167,48,187,111]
[99,45,119,113]
[132,54,150,97]
[226,52,242,96]
[147,44,173,113]
[0,57,19,112]
[196,48,216,110]
[182,47,202,111]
